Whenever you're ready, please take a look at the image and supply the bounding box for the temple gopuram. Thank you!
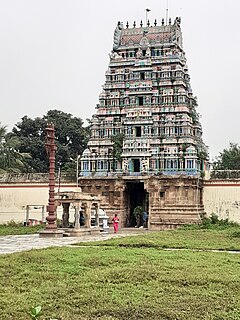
[79,18,208,230]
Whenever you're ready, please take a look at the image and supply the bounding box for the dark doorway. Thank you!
[133,159,140,172]
[125,181,148,227]
[136,126,141,137]
[139,96,143,106]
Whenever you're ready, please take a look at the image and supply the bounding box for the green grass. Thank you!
[74,226,240,252]
[1,228,240,319]
[0,222,45,236]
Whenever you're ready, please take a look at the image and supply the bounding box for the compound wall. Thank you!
[0,177,240,224]
[0,183,77,223]
[203,180,240,223]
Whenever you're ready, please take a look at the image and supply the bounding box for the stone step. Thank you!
[151,205,204,209]
[163,204,205,208]
[150,220,200,225]
[151,214,201,220]
[149,222,189,231]
[151,215,200,221]
[151,209,204,214]
[162,208,204,212]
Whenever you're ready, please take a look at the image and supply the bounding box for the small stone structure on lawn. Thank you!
[55,189,101,236]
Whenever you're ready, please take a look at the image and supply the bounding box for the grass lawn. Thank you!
[74,226,240,252]
[1,226,240,319]
[0,223,44,236]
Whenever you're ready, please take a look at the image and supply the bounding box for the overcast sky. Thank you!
[0,0,239,160]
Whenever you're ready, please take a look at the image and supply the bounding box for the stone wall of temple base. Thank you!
[78,175,204,230]
[79,177,126,227]
[144,176,204,230]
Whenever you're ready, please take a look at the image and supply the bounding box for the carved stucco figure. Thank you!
[113,21,123,50]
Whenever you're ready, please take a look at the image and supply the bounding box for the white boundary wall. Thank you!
[1,180,240,224]
[203,180,240,223]
[0,183,77,223]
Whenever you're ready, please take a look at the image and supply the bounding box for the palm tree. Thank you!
[0,123,31,173]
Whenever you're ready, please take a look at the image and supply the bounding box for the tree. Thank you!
[213,143,240,170]
[111,133,124,171]
[0,123,30,173]
[12,110,89,173]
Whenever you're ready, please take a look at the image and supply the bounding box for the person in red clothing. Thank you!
[112,213,119,233]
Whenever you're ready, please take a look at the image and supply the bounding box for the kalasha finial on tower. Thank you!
[145,8,151,26]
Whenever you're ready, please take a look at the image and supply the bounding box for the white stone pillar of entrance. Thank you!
[193,159,197,170]
[26,205,30,225]
[95,203,100,227]
[74,202,81,230]
[179,159,183,170]
[41,205,45,222]
[85,203,91,228]
[160,159,164,170]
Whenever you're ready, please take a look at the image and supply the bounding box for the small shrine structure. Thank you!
[55,189,101,236]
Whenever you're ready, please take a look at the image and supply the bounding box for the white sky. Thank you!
[0,0,239,160]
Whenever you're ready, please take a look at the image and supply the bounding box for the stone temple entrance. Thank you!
[125,181,148,227]
[78,176,204,230]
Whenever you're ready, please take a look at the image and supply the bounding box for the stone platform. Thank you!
[0,228,146,255]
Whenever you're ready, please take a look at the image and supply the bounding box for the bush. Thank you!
[6,220,22,227]
[201,217,212,228]
[133,206,144,217]
[200,214,239,229]
[210,213,219,224]
[230,230,240,238]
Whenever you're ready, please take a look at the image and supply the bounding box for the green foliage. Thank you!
[209,213,219,224]
[12,110,89,173]
[29,306,58,320]
[231,230,240,238]
[5,219,21,227]
[190,110,198,125]
[133,206,144,217]
[204,213,239,228]
[197,149,208,161]
[29,306,42,319]
[182,213,239,231]
[213,142,240,170]
[0,122,31,173]
[0,223,45,236]
[111,133,124,165]
[1,230,240,319]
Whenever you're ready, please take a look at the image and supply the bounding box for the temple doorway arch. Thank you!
[125,181,148,227]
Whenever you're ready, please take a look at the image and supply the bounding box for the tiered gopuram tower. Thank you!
[79,18,207,229]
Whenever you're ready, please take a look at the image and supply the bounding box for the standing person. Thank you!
[135,212,141,228]
[143,210,148,228]
[112,213,119,233]
[79,211,85,226]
